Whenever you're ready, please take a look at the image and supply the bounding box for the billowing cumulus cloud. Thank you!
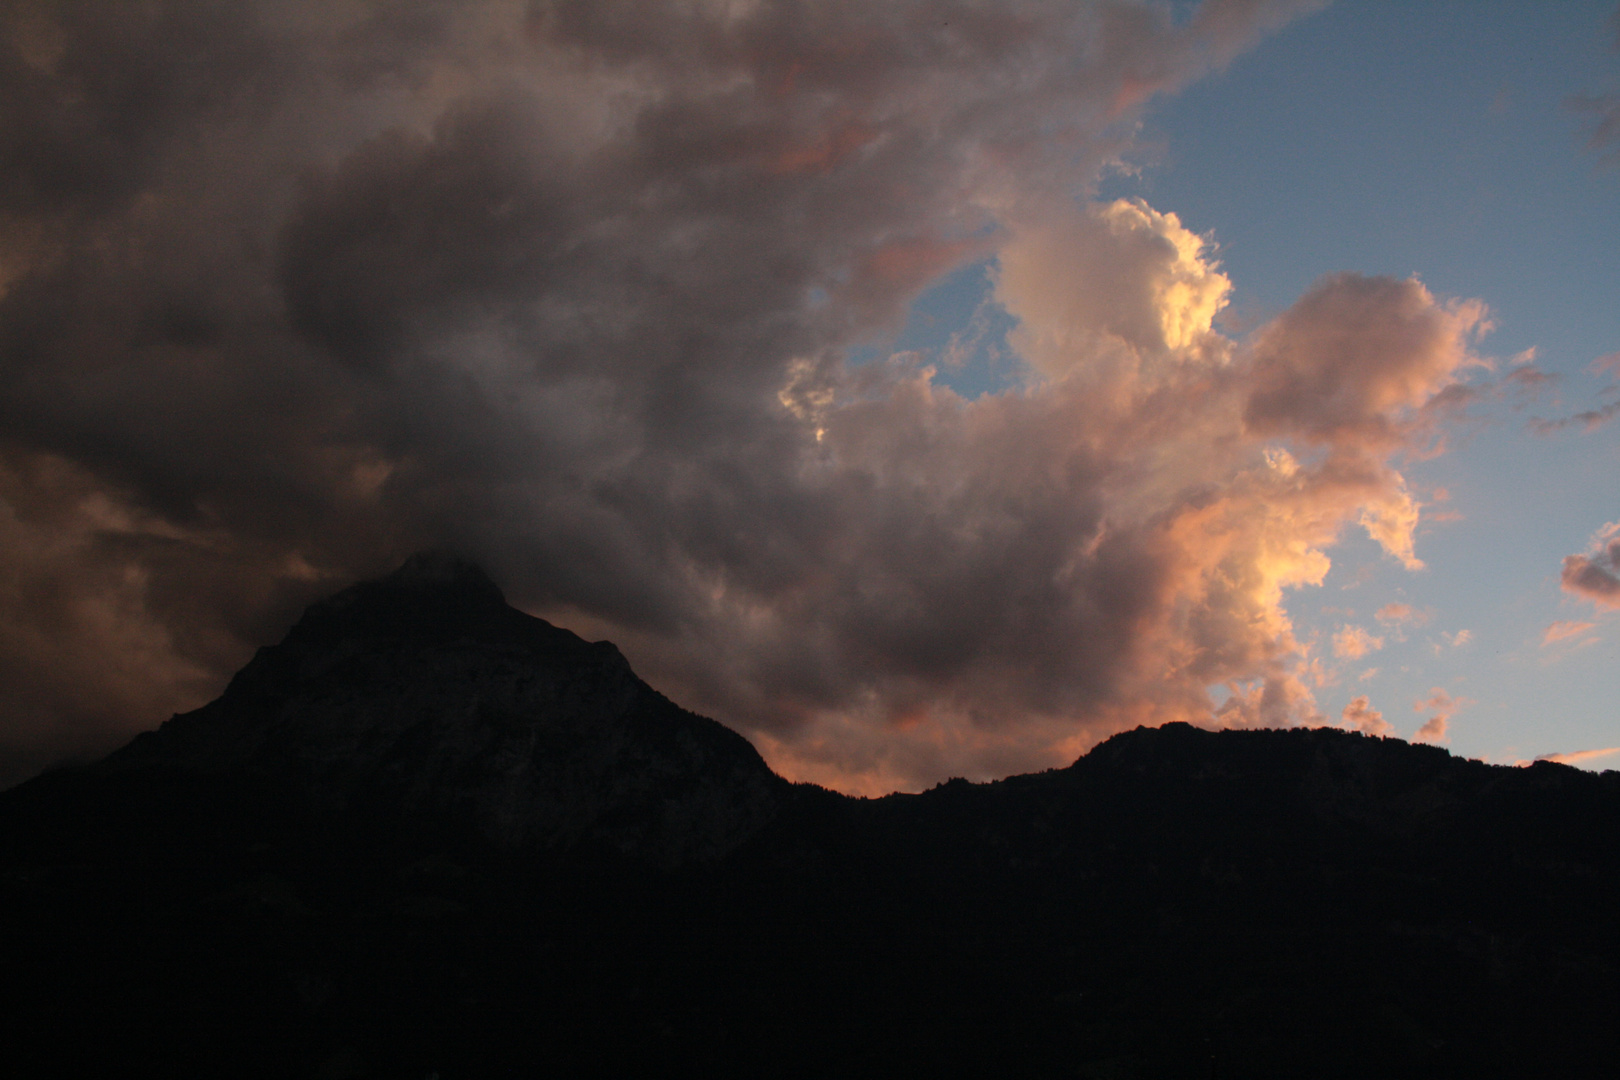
[1560,522,1620,611]
[1,0,1493,794]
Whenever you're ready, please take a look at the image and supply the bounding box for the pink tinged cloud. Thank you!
[1332,624,1382,659]
[1537,747,1620,768]
[1415,715,1448,743]
[1374,602,1430,627]
[1542,620,1597,646]
[1560,522,1620,611]
[1341,695,1390,737]
[1411,687,1466,744]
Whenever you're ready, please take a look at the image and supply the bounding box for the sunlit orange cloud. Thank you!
[1542,620,1597,646]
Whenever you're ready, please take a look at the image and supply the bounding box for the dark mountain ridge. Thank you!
[100,551,787,863]
[3,557,1617,1078]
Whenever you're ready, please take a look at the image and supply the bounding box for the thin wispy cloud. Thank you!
[1375,602,1430,627]
[1566,6,1620,163]
[1539,747,1620,767]
[1528,400,1620,435]
[1543,620,1597,646]
[1516,747,1620,769]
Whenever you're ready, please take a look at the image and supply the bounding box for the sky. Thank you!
[1,0,1617,795]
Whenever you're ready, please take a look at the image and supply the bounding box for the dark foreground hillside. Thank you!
[3,556,1617,1078]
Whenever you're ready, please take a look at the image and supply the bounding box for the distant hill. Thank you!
[3,556,1616,1078]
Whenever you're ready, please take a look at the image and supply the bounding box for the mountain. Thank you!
[100,551,787,864]
[2,556,1617,1079]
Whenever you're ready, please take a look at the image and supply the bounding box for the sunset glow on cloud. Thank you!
[1561,522,1620,611]
[1,1,1617,792]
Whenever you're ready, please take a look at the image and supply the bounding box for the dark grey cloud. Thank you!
[5,0,1487,794]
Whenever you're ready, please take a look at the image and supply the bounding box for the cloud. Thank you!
[1560,522,1620,610]
[1415,715,1448,743]
[1528,400,1620,435]
[1243,275,1488,461]
[0,0,1493,794]
[1375,602,1430,626]
[1341,695,1390,737]
[1571,92,1620,162]
[1332,624,1383,659]
[1565,6,1620,162]
[1412,687,1466,744]
[1502,364,1556,392]
[1524,347,1620,434]
[1542,620,1597,646]
[1536,747,1620,768]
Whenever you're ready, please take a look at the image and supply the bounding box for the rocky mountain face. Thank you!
[2,557,1618,1079]
[105,551,787,864]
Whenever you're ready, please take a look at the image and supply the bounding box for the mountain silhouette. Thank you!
[99,551,786,864]
[2,556,1617,1078]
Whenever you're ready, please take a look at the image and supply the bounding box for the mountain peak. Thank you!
[385,549,503,594]
[284,550,517,647]
[101,553,787,862]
